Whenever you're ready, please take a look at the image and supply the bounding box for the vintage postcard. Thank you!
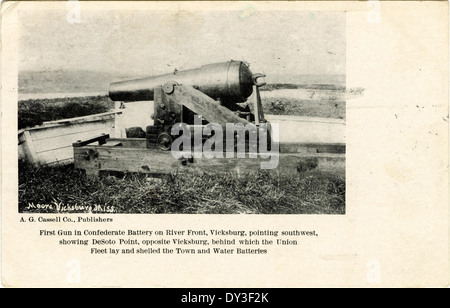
[1,1,448,288]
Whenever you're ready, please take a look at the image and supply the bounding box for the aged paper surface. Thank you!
[2,1,449,287]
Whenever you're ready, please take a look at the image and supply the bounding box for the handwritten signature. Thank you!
[25,201,116,213]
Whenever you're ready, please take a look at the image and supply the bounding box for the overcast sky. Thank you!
[19,8,345,77]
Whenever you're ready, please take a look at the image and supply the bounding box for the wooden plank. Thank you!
[72,134,109,147]
[114,101,127,138]
[168,85,251,127]
[73,145,345,177]
[42,110,121,125]
[21,130,38,164]
[33,129,110,153]
[252,86,259,125]
[29,121,113,141]
[43,157,73,166]
[35,146,74,165]
[256,86,265,123]
[18,130,27,145]
[268,118,345,144]
[18,144,26,160]
[106,138,147,148]
[252,85,265,125]
[101,138,345,154]
[102,141,123,147]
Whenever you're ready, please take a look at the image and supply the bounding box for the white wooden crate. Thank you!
[18,109,125,166]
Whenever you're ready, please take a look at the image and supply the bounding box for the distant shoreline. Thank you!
[18,92,108,100]
[19,70,346,96]
[18,83,346,101]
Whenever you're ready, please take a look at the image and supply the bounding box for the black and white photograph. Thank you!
[17,6,348,214]
[2,0,449,290]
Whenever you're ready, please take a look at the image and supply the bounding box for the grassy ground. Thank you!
[258,84,347,119]
[18,161,345,214]
[260,83,346,91]
[18,96,114,129]
[261,98,345,119]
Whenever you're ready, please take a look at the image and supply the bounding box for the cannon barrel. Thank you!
[109,60,256,102]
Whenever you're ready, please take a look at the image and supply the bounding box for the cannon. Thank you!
[109,60,266,104]
[109,60,269,151]
[73,60,346,176]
